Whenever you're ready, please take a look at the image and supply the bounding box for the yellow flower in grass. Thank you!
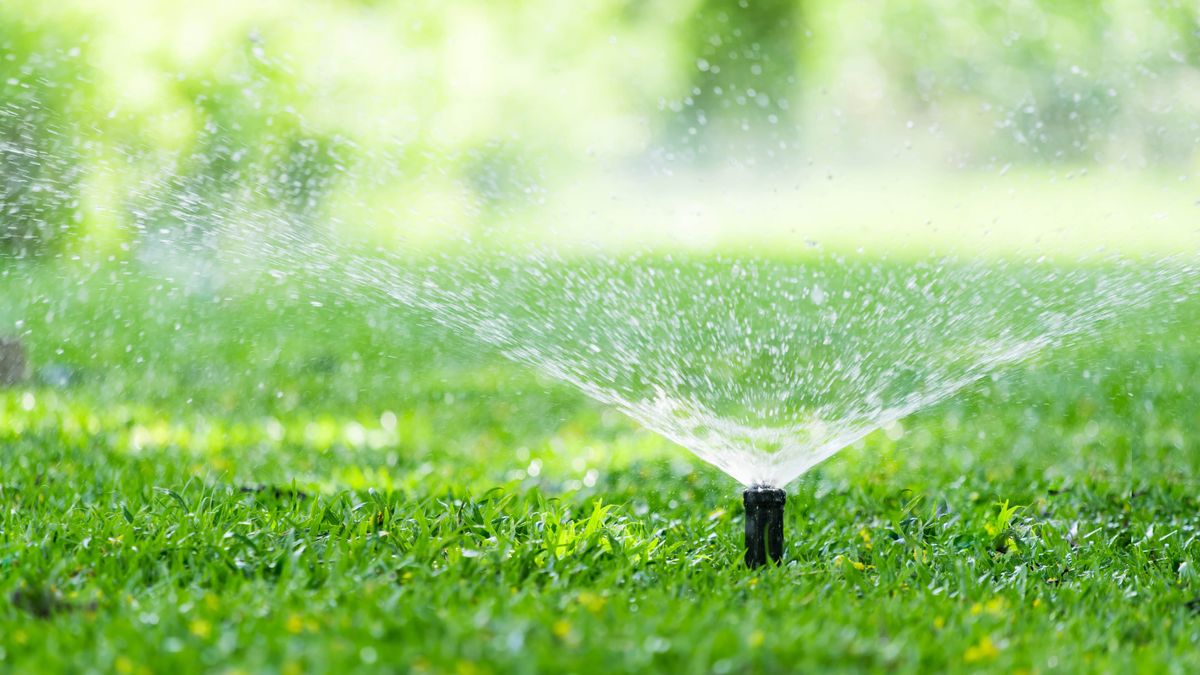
[576,591,607,614]
[456,661,483,675]
[748,630,765,648]
[833,554,870,571]
[189,618,212,639]
[964,636,1000,663]
[970,597,1006,617]
[858,527,873,549]
[286,614,304,634]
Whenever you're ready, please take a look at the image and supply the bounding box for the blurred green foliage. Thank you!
[0,0,1198,256]
[676,0,806,158]
[0,9,90,256]
[132,36,350,244]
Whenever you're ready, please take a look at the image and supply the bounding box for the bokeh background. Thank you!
[4,0,1199,259]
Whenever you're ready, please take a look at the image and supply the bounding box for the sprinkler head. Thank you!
[743,486,786,568]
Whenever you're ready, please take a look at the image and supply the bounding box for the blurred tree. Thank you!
[1152,1,1200,65]
[266,135,350,231]
[1140,1,1200,165]
[132,33,351,251]
[0,13,88,257]
[676,0,806,161]
[873,0,1122,164]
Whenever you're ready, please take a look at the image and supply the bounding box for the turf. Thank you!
[2,258,1199,673]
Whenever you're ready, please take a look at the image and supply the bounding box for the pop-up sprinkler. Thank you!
[743,486,785,567]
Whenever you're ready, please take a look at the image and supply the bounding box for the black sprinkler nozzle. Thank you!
[743,486,786,568]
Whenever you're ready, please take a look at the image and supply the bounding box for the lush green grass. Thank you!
[2,257,1199,673]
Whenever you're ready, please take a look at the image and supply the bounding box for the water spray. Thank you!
[743,485,785,568]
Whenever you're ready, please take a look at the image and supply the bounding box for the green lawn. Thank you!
[2,256,1199,673]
